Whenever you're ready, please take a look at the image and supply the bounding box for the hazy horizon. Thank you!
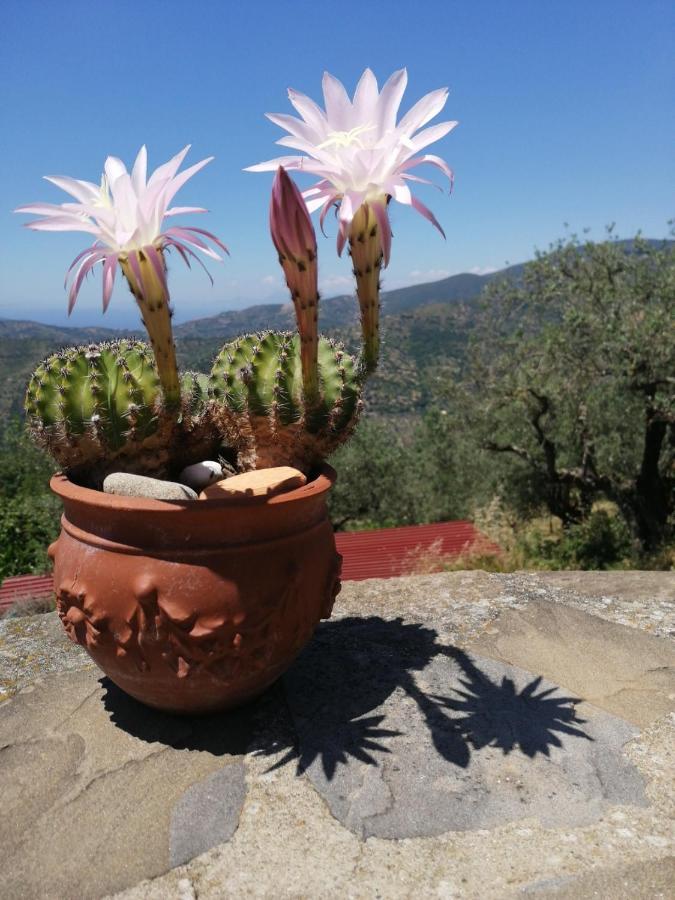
[0,258,511,329]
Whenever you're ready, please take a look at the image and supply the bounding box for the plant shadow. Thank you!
[101,615,590,775]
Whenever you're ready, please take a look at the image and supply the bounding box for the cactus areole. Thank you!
[16,69,456,712]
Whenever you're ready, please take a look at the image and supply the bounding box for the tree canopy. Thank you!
[456,232,674,551]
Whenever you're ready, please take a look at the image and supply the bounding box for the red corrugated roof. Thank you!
[0,521,498,610]
[335,521,499,581]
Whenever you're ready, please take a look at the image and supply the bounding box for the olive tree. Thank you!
[461,230,674,552]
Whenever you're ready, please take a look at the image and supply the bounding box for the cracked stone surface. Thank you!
[0,571,673,899]
[0,673,248,900]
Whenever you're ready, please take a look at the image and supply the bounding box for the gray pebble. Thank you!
[178,460,223,491]
[103,472,198,501]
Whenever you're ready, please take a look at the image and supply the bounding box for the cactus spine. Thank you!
[208,331,361,472]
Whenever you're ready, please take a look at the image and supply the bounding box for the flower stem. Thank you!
[289,257,320,409]
[120,248,181,409]
[349,203,382,376]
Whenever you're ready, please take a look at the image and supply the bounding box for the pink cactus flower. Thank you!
[16,145,228,313]
[246,68,457,264]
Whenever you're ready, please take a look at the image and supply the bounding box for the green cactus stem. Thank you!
[208,331,362,472]
[25,339,176,484]
[119,246,182,409]
[349,202,383,376]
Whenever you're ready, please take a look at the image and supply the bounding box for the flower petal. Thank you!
[126,251,145,299]
[164,206,208,216]
[410,194,446,239]
[322,71,352,130]
[406,121,458,154]
[392,183,413,205]
[245,156,301,173]
[163,238,191,270]
[68,251,105,314]
[24,215,100,234]
[64,244,102,287]
[164,239,214,284]
[400,153,454,190]
[146,145,191,188]
[371,201,392,266]
[104,155,129,186]
[43,175,100,204]
[131,145,148,196]
[176,225,229,255]
[376,68,408,135]
[336,221,348,257]
[161,156,214,209]
[15,202,81,216]
[401,172,443,191]
[163,226,222,260]
[145,244,170,299]
[287,87,328,133]
[319,193,339,236]
[276,135,327,154]
[102,254,118,312]
[305,193,332,213]
[398,87,449,135]
[266,112,320,144]
[353,68,379,121]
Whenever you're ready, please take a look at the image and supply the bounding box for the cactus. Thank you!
[25,340,192,485]
[208,331,361,472]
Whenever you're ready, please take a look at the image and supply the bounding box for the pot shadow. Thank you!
[100,675,282,758]
[101,616,590,774]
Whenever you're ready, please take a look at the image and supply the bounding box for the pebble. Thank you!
[200,466,307,500]
[179,460,224,491]
[103,472,198,501]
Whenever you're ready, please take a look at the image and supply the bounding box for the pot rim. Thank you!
[49,463,336,513]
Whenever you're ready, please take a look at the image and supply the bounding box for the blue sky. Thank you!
[1,0,672,328]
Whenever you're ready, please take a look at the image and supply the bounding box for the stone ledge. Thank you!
[0,571,673,900]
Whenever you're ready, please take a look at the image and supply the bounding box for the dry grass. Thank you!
[0,594,56,620]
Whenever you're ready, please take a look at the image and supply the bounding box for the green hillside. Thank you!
[0,265,487,423]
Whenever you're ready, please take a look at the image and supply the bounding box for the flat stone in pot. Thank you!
[103,472,198,501]
[200,466,306,499]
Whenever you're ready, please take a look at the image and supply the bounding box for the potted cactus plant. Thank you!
[16,68,455,713]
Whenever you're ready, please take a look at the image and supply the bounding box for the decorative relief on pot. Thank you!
[56,586,108,650]
[115,570,310,684]
[56,552,340,686]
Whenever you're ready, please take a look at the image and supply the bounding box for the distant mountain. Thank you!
[0,263,496,346]
[0,319,136,343]
[170,265,524,339]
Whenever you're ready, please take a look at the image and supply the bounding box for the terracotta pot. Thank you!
[48,466,341,714]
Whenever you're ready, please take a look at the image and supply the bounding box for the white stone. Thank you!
[179,460,224,491]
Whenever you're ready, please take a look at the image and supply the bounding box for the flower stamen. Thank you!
[317,123,375,150]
